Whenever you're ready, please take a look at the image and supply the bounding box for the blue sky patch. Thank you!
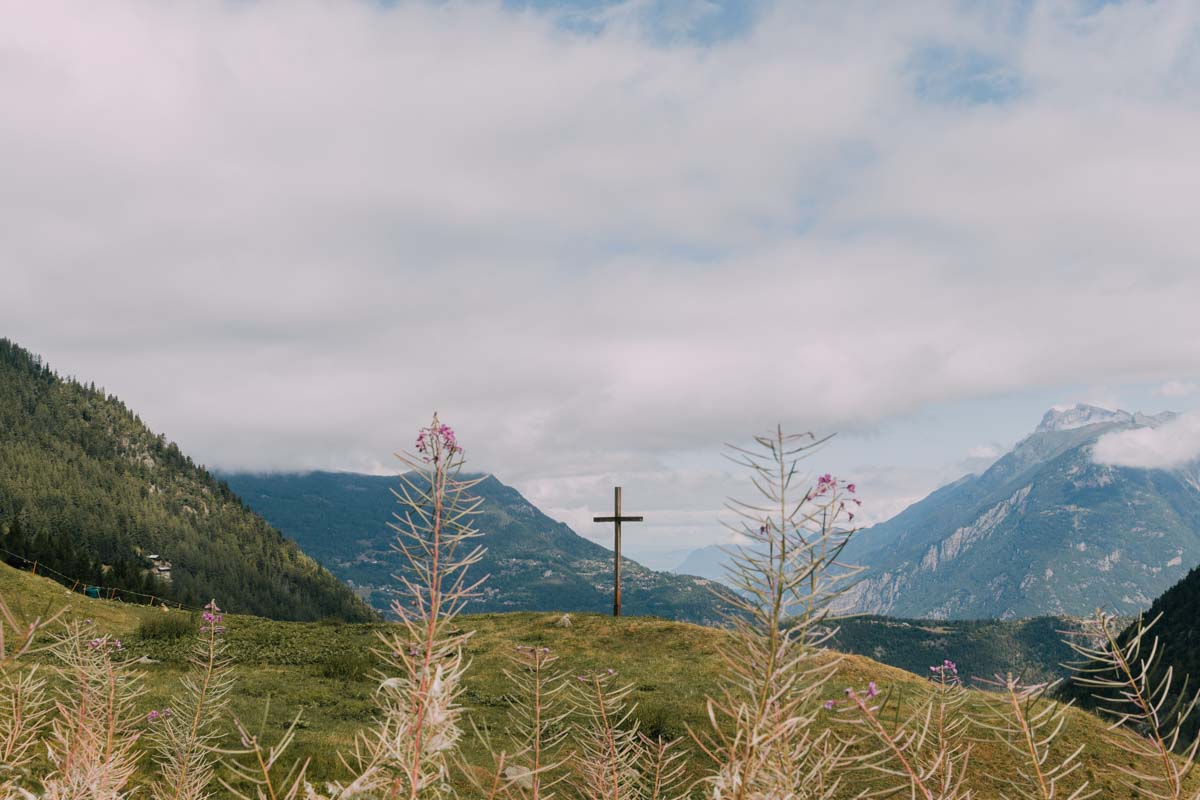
[909,44,1024,106]
[502,0,761,44]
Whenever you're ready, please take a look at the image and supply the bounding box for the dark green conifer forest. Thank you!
[1064,560,1200,749]
[0,338,374,622]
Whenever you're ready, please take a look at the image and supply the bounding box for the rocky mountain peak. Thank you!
[1033,404,1178,435]
[1035,403,1132,433]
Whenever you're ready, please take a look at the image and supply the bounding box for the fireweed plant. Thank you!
[484,645,571,798]
[0,596,61,795]
[5,420,1200,798]
[0,604,234,799]
[569,670,691,800]
[147,601,234,800]
[1064,611,1200,800]
[692,428,863,800]
[834,660,973,800]
[971,674,1094,800]
[40,624,144,799]
[219,414,487,800]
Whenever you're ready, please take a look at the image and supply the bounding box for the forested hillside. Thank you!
[1065,560,1200,749]
[0,339,373,621]
[828,615,1081,684]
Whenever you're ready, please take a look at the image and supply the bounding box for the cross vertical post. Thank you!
[593,485,644,617]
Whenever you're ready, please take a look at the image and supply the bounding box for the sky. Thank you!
[3,0,1200,568]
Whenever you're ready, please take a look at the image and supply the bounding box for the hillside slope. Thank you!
[838,404,1200,619]
[222,470,736,624]
[0,339,372,622]
[0,559,1186,798]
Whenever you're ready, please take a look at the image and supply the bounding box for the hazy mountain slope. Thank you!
[673,543,741,582]
[0,339,374,622]
[222,470,735,624]
[839,404,1200,619]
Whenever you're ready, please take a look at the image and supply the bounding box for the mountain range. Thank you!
[221,470,736,625]
[13,332,1200,751]
[8,329,1198,646]
[836,403,1199,619]
[671,404,1200,621]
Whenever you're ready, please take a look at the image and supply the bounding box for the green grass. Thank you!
[1,562,1191,798]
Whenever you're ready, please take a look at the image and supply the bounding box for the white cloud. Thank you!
[4,1,1200,543]
[1157,380,1199,398]
[1093,414,1200,470]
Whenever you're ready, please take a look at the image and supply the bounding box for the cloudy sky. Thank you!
[4,0,1200,566]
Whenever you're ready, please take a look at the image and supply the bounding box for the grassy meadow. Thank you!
[3,560,1193,798]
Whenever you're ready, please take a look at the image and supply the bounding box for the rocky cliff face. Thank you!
[837,406,1199,619]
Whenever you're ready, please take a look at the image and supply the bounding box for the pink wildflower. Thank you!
[930,658,961,684]
[415,420,460,458]
[201,600,226,634]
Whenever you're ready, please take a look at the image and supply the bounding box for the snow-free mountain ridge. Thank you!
[222,470,737,625]
[834,404,1197,619]
[674,405,1198,620]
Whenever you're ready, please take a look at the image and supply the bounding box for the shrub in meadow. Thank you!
[319,649,378,681]
[135,612,198,642]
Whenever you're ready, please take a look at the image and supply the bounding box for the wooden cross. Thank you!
[593,486,644,617]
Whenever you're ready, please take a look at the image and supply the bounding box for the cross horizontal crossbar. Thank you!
[593,515,643,522]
